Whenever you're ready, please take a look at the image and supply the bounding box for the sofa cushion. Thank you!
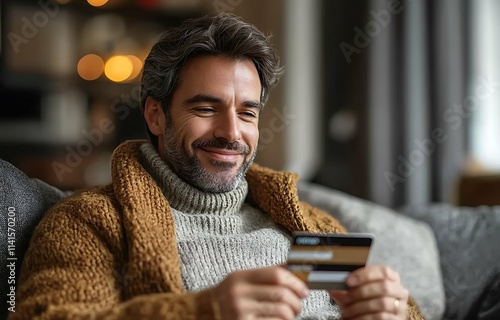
[0,159,69,320]
[298,182,445,320]
[403,204,500,320]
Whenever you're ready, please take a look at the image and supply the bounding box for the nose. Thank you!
[214,111,242,142]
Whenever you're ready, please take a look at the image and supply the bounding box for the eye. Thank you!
[194,107,215,114]
[239,109,258,120]
[241,111,256,118]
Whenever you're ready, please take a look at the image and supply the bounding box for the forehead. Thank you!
[175,55,262,98]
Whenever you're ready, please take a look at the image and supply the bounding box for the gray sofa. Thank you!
[401,203,500,320]
[298,182,500,320]
[1,158,499,319]
[0,159,71,320]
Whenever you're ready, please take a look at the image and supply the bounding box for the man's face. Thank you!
[157,55,261,192]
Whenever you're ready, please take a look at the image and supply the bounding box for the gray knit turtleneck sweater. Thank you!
[140,143,340,319]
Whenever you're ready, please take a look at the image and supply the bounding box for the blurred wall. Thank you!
[0,0,297,189]
[231,0,287,171]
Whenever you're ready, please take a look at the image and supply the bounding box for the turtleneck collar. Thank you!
[139,142,248,215]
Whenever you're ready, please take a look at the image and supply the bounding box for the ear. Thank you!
[144,96,165,136]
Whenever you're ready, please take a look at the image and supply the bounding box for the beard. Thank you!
[163,126,257,193]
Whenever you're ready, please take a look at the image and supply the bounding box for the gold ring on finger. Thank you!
[393,297,400,314]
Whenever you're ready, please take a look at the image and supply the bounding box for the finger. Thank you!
[346,265,400,288]
[253,301,296,320]
[348,314,401,320]
[245,266,310,299]
[341,296,408,319]
[250,285,303,315]
[346,280,409,303]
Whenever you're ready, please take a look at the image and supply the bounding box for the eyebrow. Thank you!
[243,100,263,110]
[183,94,262,110]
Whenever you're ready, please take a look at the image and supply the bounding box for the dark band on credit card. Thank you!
[287,232,374,290]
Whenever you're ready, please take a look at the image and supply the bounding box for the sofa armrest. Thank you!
[403,204,500,320]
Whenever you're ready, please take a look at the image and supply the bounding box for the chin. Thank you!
[208,169,238,181]
[195,175,241,193]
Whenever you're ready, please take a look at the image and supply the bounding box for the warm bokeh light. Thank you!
[77,54,104,81]
[87,0,109,7]
[126,55,143,80]
[104,56,133,82]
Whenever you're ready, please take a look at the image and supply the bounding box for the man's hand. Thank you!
[210,266,310,320]
[329,265,409,320]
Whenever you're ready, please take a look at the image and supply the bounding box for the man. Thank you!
[12,13,422,320]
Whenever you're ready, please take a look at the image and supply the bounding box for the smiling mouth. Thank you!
[199,147,242,162]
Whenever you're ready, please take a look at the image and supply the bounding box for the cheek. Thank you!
[245,125,260,150]
[178,119,211,148]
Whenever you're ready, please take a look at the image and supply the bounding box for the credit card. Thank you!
[286,232,374,290]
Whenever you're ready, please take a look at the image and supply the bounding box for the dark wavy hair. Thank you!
[140,12,284,148]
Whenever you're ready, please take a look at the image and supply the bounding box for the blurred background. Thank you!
[0,0,498,208]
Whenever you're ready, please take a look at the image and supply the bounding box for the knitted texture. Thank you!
[11,140,424,320]
[140,143,341,319]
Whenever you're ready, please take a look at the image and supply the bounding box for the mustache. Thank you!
[192,139,250,155]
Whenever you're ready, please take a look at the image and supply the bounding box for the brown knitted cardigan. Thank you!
[12,140,424,320]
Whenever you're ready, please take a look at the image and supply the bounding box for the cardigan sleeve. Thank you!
[9,196,217,320]
[407,297,426,320]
